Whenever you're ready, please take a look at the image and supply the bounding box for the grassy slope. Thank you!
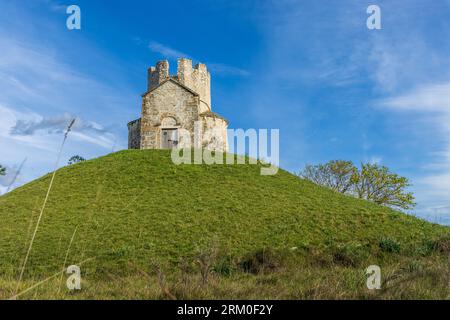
[0,150,448,298]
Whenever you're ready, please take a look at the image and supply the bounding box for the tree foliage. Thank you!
[352,163,415,210]
[300,160,357,193]
[0,165,5,176]
[68,155,86,165]
[300,160,415,210]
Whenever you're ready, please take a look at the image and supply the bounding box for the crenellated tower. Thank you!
[147,58,211,113]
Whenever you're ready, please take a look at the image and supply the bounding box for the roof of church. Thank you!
[141,78,199,97]
[140,77,227,124]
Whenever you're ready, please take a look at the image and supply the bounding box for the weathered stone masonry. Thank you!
[127,58,228,151]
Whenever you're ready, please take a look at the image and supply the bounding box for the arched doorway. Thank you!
[160,117,179,149]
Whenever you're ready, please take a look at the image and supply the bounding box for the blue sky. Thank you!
[1,0,450,224]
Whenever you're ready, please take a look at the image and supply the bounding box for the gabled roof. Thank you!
[141,78,199,97]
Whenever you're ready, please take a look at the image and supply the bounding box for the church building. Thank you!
[128,58,228,151]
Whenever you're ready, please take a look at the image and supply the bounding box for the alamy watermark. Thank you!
[64,5,381,31]
[170,122,279,175]
[367,5,381,30]
[366,265,381,290]
[66,5,81,30]
[66,265,81,290]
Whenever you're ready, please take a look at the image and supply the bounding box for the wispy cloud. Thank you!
[148,41,190,59]
[45,0,67,13]
[208,63,250,77]
[1,106,116,149]
[379,82,450,211]
[0,25,131,151]
[148,41,249,76]
[10,113,110,137]
[0,34,120,151]
[380,83,450,113]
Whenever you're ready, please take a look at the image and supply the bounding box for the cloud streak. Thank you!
[148,41,249,77]
[10,113,110,137]
[380,83,450,113]
[379,82,450,212]
[2,108,116,149]
[208,63,250,77]
[148,41,189,59]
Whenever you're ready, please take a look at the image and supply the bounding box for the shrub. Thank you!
[68,155,86,165]
[414,242,434,257]
[239,249,282,274]
[430,234,450,254]
[331,243,368,267]
[406,260,423,273]
[109,244,135,258]
[194,246,219,285]
[213,255,235,277]
[379,237,401,253]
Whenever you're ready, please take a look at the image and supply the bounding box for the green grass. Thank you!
[0,149,449,299]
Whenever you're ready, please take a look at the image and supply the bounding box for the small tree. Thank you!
[68,155,86,165]
[0,165,5,176]
[352,163,415,210]
[300,160,357,193]
[299,160,416,210]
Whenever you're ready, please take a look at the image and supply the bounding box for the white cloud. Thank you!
[43,0,67,13]
[0,2,131,193]
[10,112,111,137]
[380,83,450,113]
[420,173,450,198]
[148,41,249,77]
[148,41,189,59]
[208,63,250,77]
[0,105,115,150]
[379,82,450,213]
[0,37,129,118]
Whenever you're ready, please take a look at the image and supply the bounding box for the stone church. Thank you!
[128,58,228,151]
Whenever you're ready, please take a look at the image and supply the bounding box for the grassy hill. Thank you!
[0,150,449,299]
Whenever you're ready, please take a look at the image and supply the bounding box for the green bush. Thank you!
[406,260,423,273]
[430,234,450,254]
[379,237,401,253]
[414,242,434,256]
[238,249,282,274]
[109,244,135,258]
[331,243,368,267]
[212,256,235,277]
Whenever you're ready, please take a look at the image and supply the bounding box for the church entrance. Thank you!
[161,128,178,149]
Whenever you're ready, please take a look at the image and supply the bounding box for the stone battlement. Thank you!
[147,58,211,110]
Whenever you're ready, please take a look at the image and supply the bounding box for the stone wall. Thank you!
[127,118,141,149]
[177,59,211,110]
[200,113,228,152]
[140,80,199,149]
[148,60,170,91]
